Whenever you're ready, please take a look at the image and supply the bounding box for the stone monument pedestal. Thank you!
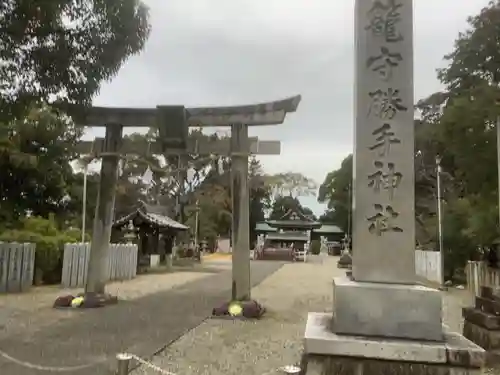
[302,312,485,375]
[332,277,443,341]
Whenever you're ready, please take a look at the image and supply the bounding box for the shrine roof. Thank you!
[113,201,188,230]
[314,224,344,234]
[255,222,277,232]
[266,209,322,229]
[266,220,321,229]
[266,232,309,242]
[279,209,315,222]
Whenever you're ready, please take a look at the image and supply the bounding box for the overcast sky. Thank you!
[91,0,489,215]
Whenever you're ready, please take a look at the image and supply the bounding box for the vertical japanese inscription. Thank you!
[364,0,406,236]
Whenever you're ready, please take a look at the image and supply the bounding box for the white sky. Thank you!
[90,0,490,215]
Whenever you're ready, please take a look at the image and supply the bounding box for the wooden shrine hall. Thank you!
[255,209,344,260]
[112,201,189,268]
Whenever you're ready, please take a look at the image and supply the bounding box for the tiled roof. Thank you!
[113,201,189,230]
[313,224,343,234]
[255,222,277,232]
[145,212,189,230]
[266,231,309,242]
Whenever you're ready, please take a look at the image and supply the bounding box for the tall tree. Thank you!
[0,106,82,226]
[317,154,352,232]
[248,157,270,244]
[0,0,151,123]
[262,171,317,217]
[269,195,314,221]
[438,0,500,92]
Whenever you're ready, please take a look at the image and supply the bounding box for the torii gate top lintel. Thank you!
[70,95,301,128]
[186,94,301,127]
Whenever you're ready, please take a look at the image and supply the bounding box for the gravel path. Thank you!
[133,256,475,375]
[0,261,283,375]
[0,269,216,338]
[133,255,338,375]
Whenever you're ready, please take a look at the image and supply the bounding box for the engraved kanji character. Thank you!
[366,47,403,81]
[369,123,401,157]
[367,204,403,236]
[365,0,404,43]
[368,88,407,120]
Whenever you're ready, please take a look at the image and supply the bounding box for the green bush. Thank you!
[0,216,81,284]
[310,239,321,255]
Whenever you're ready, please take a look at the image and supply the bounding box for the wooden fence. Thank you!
[0,242,36,293]
[465,261,500,301]
[61,243,138,288]
[415,250,442,284]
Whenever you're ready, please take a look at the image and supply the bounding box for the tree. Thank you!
[411,1,500,273]
[269,195,314,221]
[0,106,82,226]
[317,154,352,232]
[244,157,268,245]
[423,1,500,251]
[0,0,151,123]
[438,0,500,91]
[262,172,317,218]
[265,172,317,198]
[427,0,500,198]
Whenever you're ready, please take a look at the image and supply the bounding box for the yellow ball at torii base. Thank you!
[71,296,84,308]
[228,302,243,316]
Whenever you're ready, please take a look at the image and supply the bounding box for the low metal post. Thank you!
[116,353,132,375]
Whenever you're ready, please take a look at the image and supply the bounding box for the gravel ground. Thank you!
[0,269,215,337]
[0,261,282,375]
[133,255,338,375]
[133,256,477,375]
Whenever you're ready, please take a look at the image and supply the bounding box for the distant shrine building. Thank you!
[254,210,344,260]
[112,201,189,270]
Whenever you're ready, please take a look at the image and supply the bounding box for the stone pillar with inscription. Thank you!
[302,1,485,374]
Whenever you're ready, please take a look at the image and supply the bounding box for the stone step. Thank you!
[475,296,500,316]
[480,286,500,301]
[486,350,500,366]
[464,320,500,351]
[463,307,500,331]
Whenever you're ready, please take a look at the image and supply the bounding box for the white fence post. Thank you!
[0,242,36,293]
[61,243,138,288]
[414,250,441,284]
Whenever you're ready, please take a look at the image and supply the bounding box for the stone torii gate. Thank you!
[72,95,301,302]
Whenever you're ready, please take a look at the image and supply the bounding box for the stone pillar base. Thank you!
[332,277,443,341]
[303,313,485,375]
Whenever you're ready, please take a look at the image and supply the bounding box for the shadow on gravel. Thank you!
[0,261,284,375]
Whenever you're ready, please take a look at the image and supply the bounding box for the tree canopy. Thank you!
[0,0,150,122]
[318,155,352,232]
[269,195,315,221]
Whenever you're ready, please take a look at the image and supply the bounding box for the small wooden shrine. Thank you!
[112,201,189,268]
